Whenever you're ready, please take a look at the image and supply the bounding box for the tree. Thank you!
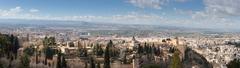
[90,57,95,68]
[85,62,88,68]
[123,52,127,64]
[61,56,67,68]
[137,44,144,55]
[149,45,153,54]
[42,36,58,65]
[0,34,20,58]
[93,44,104,56]
[104,40,112,68]
[44,47,54,59]
[96,63,101,68]
[43,36,49,46]
[19,54,30,68]
[68,42,74,47]
[23,46,35,56]
[0,63,3,68]
[79,48,88,57]
[106,40,118,58]
[43,36,56,47]
[56,53,67,68]
[11,35,20,58]
[153,46,157,54]
[169,47,175,53]
[143,42,150,54]
[98,46,104,56]
[227,59,240,68]
[0,34,10,57]
[170,51,182,68]
[35,46,40,64]
[43,47,54,65]
[48,37,56,46]
[154,47,161,56]
[56,53,62,68]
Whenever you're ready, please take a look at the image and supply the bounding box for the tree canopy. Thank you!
[227,59,240,68]
[0,34,20,58]
[104,40,112,68]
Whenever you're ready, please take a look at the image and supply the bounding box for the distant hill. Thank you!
[0,19,236,32]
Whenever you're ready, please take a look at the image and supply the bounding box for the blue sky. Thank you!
[0,0,143,16]
[0,0,239,29]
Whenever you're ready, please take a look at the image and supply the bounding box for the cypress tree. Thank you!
[104,40,112,68]
[96,63,101,68]
[85,62,88,68]
[90,57,95,68]
[98,46,104,56]
[170,51,182,68]
[123,53,127,64]
[56,53,62,68]
[137,44,144,54]
[62,56,67,68]
[20,54,30,68]
[56,53,67,68]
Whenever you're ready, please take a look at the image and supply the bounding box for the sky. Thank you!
[0,0,240,30]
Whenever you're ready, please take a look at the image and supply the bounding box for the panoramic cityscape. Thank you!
[0,0,240,68]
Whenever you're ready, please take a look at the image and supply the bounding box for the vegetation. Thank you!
[136,43,161,57]
[96,63,101,68]
[170,50,182,68]
[122,52,128,64]
[141,64,161,68]
[93,43,104,56]
[19,54,30,68]
[104,40,112,68]
[85,62,88,68]
[137,44,143,54]
[0,63,2,68]
[56,53,67,68]
[43,36,56,47]
[226,41,240,47]
[90,57,96,68]
[227,59,240,68]
[78,47,88,57]
[44,47,55,59]
[169,47,175,53]
[68,42,75,47]
[0,34,23,68]
[23,46,35,56]
[0,34,20,58]
[42,36,58,65]
[62,56,67,68]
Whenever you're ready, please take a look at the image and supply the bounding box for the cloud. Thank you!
[10,6,22,13]
[0,6,239,29]
[175,0,190,2]
[0,7,165,24]
[127,0,191,9]
[0,6,23,16]
[182,0,240,29]
[126,0,240,28]
[127,0,240,17]
[128,0,169,9]
[203,0,240,16]
[0,6,42,20]
[29,9,39,13]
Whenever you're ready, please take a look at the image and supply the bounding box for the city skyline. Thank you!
[0,0,240,30]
